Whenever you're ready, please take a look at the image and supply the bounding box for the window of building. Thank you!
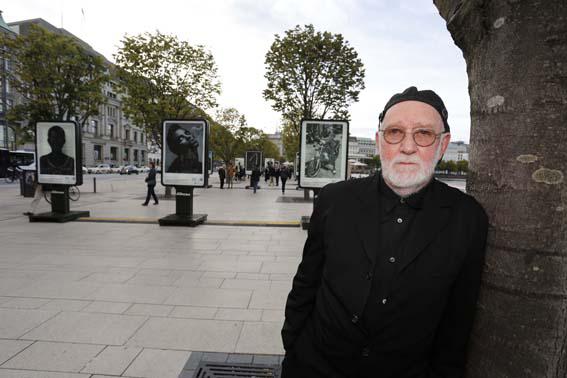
[110,147,118,161]
[141,151,145,163]
[125,129,130,141]
[134,132,138,143]
[133,149,138,162]
[93,145,102,161]
[91,120,98,135]
[124,148,129,161]
[108,124,114,138]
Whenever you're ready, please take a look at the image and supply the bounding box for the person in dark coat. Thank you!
[280,165,289,194]
[218,165,226,189]
[275,164,281,186]
[251,166,261,194]
[281,86,489,378]
[142,162,158,206]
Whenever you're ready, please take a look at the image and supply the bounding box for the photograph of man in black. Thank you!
[39,125,75,176]
[165,124,203,174]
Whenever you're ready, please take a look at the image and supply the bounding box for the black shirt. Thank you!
[361,174,431,333]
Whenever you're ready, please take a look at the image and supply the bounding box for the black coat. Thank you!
[145,168,157,187]
[282,174,488,378]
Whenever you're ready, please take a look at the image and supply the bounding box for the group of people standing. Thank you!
[217,163,247,189]
[264,162,293,193]
[218,161,294,194]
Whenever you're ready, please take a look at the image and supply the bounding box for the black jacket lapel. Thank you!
[397,180,453,273]
[353,174,381,267]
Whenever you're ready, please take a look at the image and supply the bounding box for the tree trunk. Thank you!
[434,1,567,377]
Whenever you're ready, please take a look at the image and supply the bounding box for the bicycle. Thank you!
[44,185,80,204]
[305,138,340,178]
[4,167,22,183]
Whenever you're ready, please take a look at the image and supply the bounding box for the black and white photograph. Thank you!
[245,151,262,173]
[299,119,349,188]
[162,120,208,187]
[36,121,78,185]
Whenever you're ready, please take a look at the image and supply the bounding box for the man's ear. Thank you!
[440,132,451,156]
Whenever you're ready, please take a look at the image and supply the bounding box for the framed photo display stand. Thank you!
[298,119,349,229]
[245,150,262,190]
[159,119,209,227]
[29,121,90,223]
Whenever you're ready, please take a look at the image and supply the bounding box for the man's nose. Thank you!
[400,132,418,154]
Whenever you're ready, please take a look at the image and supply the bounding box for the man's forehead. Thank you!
[383,121,440,130]
[382,101,444,131]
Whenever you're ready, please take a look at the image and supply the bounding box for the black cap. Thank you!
[379,86,450,132]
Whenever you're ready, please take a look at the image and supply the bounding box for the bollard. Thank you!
[93,177,96,193]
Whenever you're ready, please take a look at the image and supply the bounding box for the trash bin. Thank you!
[20,168,36,197]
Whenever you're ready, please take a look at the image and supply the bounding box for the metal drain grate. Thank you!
[193,362,281,378]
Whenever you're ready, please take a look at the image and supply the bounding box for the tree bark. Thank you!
[434,1,567,377]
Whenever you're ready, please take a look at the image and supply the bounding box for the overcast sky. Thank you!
[3,0,471,142]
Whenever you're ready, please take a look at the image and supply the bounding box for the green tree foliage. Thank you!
[114,31,221,148]
[210,107,281,164]
[1,24,108,141]
[445,160,458,172]
[263,24,365,159]
[210,107,246,164]
[281,121,300,162]
[456,159,468,173]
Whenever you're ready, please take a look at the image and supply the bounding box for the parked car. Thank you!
[110,165,122,174]
[138,166,150,174]
[93,164,112,174]
[82,166,89,174]
[120,165,139,175]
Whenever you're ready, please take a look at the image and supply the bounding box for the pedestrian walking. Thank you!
[269,163,275,186]
[23,182,43,216]
[264,166,270,183]
[218,165,226,189]
[251,166,261,194]
[227,163,235,189]
[275,164,281,186]
[280,165,289,194]
[142,162,158,206]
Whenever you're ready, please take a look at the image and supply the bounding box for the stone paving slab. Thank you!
[2,341,104,372]
[127,318,242,352]
[80,345,142,376]
[21,311,148,345]
[0,339,33,365]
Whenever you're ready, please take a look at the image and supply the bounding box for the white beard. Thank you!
[381,142,443,195]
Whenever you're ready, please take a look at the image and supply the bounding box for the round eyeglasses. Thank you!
[380,127,445,147]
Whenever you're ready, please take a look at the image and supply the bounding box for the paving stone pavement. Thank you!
[0,174,465,377]
[0,175,314,377]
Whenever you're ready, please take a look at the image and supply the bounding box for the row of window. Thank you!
[91,145,145,162]
[82,121,144,143]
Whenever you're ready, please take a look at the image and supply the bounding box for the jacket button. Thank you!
[361,347,370,357]
[365,272,372,280]
[351,315,359,324]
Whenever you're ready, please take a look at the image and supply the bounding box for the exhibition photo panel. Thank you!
[245,151,262,174]
[162,119,208,187]
[299,119,349,189]
[36,121,79,185]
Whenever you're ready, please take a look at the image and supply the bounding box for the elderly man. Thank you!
[281,86,488,378]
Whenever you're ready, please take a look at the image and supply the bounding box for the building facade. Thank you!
[266,130,284,159]
[442,141,469,162]
[348,136,377,161]
[0,11,16,150]
[6,16,147,167]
